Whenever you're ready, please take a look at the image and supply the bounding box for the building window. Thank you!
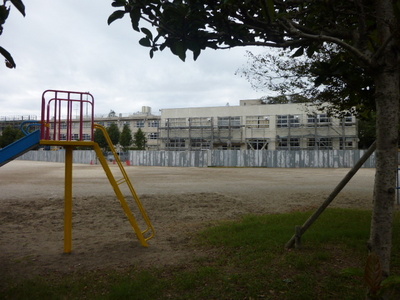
[307,114,331,127]
[216,143,241,150]
[246,116,270,128]
[190,138,210,150]
[60,134,67,141]
[247,139,268,150]
[190,117,212,127]
[148,132,159,140]
[307,138,332,150]
[149,120,159,128]
[166,118,186,128]
[217,116,241,128]
[72,133,79,140]
[340,137,354,149]
[318,114,330,126]
[166,138,185,150]
[82,133,91,141]
[277,137,300,150]
[340,114,355,126]
[136,120,145,128]
[277,115,300,128]
[83,122,92,128]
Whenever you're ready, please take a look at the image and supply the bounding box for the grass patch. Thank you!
[2,209,400,299]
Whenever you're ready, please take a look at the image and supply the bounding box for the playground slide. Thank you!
[0,130,40,167]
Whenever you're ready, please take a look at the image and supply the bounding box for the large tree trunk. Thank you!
[370,69,399,277]
[368,0,400,279]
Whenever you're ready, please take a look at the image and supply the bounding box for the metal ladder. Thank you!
[93,124,155,246]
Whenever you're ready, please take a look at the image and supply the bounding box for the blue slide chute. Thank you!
[0,130,40,167]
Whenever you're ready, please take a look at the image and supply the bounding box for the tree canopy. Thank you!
[133,128,146,150]
[94,127,108,150]
[108,0,398,67]
[238,47,375,118]
[107,123,120,146]
[0,125,23,147]
[119,123,133,150]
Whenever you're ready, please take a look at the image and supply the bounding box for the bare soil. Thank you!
[0,160,376,285]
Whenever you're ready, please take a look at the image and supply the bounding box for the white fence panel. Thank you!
[17,149,377,168]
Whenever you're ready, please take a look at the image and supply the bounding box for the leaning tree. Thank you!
[108,0,400,281]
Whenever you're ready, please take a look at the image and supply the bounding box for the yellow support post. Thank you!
[64,145,73,253]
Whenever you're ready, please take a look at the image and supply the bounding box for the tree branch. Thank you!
[282,19,373,66]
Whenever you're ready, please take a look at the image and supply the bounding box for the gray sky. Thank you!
[1,0,267,117]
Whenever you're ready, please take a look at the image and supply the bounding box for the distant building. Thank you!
[91,107,160,150]
[159,100,358,150]
[0,115,38,132]
[0,107,161,150]
[1,100,358,151]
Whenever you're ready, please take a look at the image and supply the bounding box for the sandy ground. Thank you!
[0,160,377,284]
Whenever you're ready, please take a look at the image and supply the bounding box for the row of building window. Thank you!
[96,120,160,128]
[49,114,354,131]
[59,133,92,141]
[57,132,160,141]
[163,137,354,150]
[165,114,354,129]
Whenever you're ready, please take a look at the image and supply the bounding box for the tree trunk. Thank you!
[368,0,400,279]
[369,69,399,278]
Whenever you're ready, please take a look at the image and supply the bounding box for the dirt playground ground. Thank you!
[0,160,377,285]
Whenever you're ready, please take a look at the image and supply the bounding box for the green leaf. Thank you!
[0,46,16,68]
[0,5,10,22]
[10,0,25,17]
[107,10,125,25]
[141,27,153,40]
[170,41,186,61]
[130,9,141,32]
[193,48,201,61]
[139,37,151,47]
[111,0,126,7]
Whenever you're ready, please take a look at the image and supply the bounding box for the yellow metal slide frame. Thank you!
[93,124,155,247]
[40,124,155,252]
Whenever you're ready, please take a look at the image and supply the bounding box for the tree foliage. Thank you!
[0,0,25,68]
[107,123,120,146]
[0,125,23,147]
[238,47,375,117]
[94,128,108,150]
[133,128,146,150]
[119,123,133,150]
[108,1,397,66]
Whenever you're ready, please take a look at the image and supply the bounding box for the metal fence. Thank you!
[17,149,376,168]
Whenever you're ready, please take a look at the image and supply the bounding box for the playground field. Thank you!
[0,160,376,283]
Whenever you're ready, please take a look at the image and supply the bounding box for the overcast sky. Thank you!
[1,0,269,118]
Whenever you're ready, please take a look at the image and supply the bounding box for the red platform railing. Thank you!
[41,90,95,141]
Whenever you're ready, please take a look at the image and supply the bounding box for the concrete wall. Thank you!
[17,149,376,168]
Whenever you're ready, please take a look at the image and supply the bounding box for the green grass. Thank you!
[2,209,400,299]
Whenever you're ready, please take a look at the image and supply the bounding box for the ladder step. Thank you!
[116,178,126,185]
